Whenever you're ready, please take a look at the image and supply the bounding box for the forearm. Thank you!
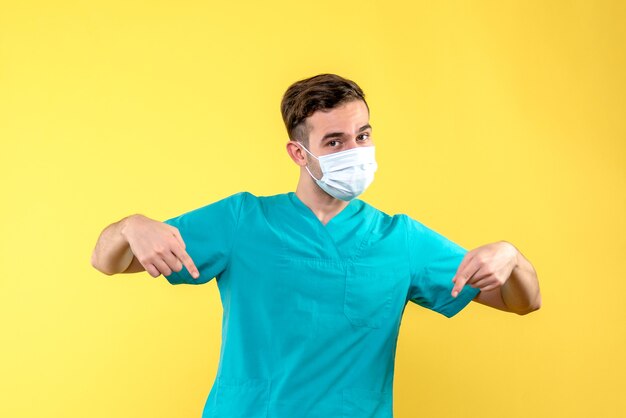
[501,245,542,314]
[91,215,137,275]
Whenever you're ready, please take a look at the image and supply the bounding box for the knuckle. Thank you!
[169,234,185,248]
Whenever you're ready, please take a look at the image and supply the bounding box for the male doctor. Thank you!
[91,73,541,417]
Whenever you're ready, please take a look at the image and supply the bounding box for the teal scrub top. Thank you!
[163,192,480,418]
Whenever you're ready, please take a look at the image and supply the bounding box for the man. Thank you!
[91,73,541,417]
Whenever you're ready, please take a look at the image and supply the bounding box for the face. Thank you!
[305,99,373,157]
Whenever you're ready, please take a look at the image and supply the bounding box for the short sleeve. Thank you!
[405,215,480,317]
[161,192,248,285]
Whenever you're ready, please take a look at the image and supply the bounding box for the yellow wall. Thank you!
[1,1,624,417]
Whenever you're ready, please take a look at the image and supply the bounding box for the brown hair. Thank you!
[280,73,369,146]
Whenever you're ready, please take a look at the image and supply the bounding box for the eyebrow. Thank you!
[321,124,372,141]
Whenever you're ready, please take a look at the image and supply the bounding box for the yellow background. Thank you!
[1,1,624,417]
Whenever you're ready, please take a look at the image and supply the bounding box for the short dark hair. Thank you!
[280,73,369,146]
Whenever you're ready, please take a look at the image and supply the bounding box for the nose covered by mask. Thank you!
[298,143,378,201]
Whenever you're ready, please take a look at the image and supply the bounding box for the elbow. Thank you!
[91,252,114,276]
[90,251,99,271]
[514,294,542,316]
[515,305,540,316]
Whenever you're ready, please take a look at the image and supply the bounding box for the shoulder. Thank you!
[356,199,411,233]
[216,191,284,206]
[236,191,291,208]
[205,191,254,212]
[356,201,443,242]
[228,191,294,216]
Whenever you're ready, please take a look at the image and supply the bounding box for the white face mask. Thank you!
[298,143,378,201]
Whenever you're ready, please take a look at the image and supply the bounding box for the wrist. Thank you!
[120,214,142,240]
[499,240,520,270]
[514,249,523,272]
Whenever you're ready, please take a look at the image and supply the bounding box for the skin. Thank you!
[91,98,541,315]
[90,213,199,279]
[286,99,541,315]
[285,99,374,225]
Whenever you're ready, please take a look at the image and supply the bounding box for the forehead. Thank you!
[306,100,370,136]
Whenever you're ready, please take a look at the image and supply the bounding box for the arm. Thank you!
[90,214,200,279]
[451,241,541,315]
[90,215,138,275]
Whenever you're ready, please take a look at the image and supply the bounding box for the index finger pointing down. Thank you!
[171,245,200,279]
[451,256,480,298]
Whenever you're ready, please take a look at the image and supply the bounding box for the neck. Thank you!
[295,172,349,226]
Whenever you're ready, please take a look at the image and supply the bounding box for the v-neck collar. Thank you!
[285,192,375,262]
[287,191,359,228]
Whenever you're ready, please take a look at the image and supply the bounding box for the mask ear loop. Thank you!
[297,142,322,181]
[296,142,318,160]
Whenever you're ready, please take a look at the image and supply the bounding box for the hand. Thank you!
[121,215,200,279]
[450,241,518,297]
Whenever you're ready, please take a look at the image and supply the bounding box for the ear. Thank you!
[286,140,307,167]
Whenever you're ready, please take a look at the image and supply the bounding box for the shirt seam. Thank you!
[162,217,185,284]
[407,216,441,311]
[224,192,247,274]
[404,215,418,304]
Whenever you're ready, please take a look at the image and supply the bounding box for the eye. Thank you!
[328,140,340,147]
[357,133,371,141]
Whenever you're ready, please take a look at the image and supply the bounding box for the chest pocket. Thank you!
[343,263,405,329]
